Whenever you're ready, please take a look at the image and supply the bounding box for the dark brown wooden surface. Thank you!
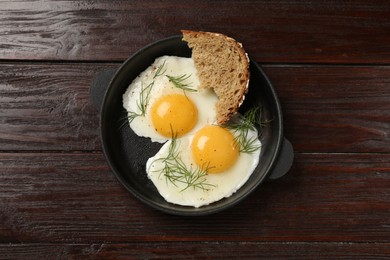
[0,1,389,259]
[1,1,390,64]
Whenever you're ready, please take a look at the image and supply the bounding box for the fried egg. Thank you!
[146,122,261,208]
[123,56,218,143]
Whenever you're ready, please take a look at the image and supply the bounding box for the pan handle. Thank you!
[268,138,294,180]
[89,69,117,111]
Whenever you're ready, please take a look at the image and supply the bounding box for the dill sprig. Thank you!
[151,137,216,192]
[154,60,167,79]
[227,106,260,131]
[234,129,261,154]
[126,61,167,123]
[224,107,264,154]
[137,81,153,114]
[166,74,197,92]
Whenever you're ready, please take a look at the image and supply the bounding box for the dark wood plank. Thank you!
[0,63,118,151]
[264,65,390,153]
[1,63,389,153]
[1,1,390,63]
[0,242,389,259]
[0,152,388,243]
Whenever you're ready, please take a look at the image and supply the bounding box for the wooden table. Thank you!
[1,1,389,258]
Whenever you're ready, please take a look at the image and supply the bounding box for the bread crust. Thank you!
[181,30,250,124]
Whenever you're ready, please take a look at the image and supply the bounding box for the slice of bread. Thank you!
[182,30,250,124]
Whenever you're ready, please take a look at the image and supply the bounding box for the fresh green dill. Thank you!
[234,128,261,154]
[166,74,197,92]
[224,106,267,154]
[151,137,216,192]
[137,81,153,115]
[154,60,167,79]
[126,61,167,123]
[227,106,260,132]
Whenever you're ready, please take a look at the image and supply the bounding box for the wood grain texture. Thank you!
[1,0,390,63]
[0,242,389,259]
[1,63,389,152]
[0,63,118,151]
[1,1,390,258]
[0,152,388,243]
[264,65,390,153]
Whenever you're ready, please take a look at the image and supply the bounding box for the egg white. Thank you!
[123,56,218,143]
[146,124,261,208]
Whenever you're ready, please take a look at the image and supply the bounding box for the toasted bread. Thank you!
[182,30,250,124]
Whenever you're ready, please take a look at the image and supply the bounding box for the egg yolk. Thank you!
[191,125,239,173]
[151,94,198,138]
